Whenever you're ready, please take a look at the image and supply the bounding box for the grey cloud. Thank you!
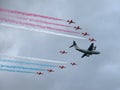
[0,0,120,90]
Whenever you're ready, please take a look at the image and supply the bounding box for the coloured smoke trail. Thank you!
[0,59,58,67]
[0,58,66,75]
[0,57,66,74]
[0,8,85,39]
[0,68,35,74]
[0,23,86,39]
[0,8,65,21]
[0,54,67,64]
[0,64,47,71]
[0,13,72,28]
[0,8,85,75]
[0,17,80,34]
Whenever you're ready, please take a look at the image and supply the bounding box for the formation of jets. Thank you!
[67,19,97,42]
[36,62,78,75]
[66,20,100,58]
[36,19,100,75]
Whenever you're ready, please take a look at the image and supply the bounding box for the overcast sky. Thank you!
[0,0,120,90]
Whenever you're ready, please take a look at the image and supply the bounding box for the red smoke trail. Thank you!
[0,8,65,21]
[0,17,80,34]
[0,13,72,28]
[25,18,72,28]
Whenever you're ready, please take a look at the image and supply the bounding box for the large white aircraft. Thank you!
[69,41,100,58]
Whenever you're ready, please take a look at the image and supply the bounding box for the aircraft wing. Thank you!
[87,43,94,51]
[81,53,87,58]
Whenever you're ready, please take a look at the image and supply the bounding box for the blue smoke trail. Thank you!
[0,68,35,74]
[0,59,58,67]
[0,64,47,71]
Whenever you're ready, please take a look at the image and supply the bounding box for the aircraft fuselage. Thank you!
[76,48,100,55]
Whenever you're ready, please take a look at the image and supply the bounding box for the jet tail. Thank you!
[69,41,77,48]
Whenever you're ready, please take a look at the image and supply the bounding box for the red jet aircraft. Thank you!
[59,65,66,69]
[74,26,82,30]
[89,38,96,42]
[70,62,77,66]
[67,20,75,24]
[36,72,43,75]
[60,50,67,54]
[82,32,90,36]
[47,69,54,72]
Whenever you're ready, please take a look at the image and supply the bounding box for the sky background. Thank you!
[0,0,120,90]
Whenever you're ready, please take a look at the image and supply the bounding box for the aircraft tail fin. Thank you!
[69,41,77,48]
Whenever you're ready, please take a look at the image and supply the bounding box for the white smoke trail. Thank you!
[0,23,86,39]
[0,54,67,64]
